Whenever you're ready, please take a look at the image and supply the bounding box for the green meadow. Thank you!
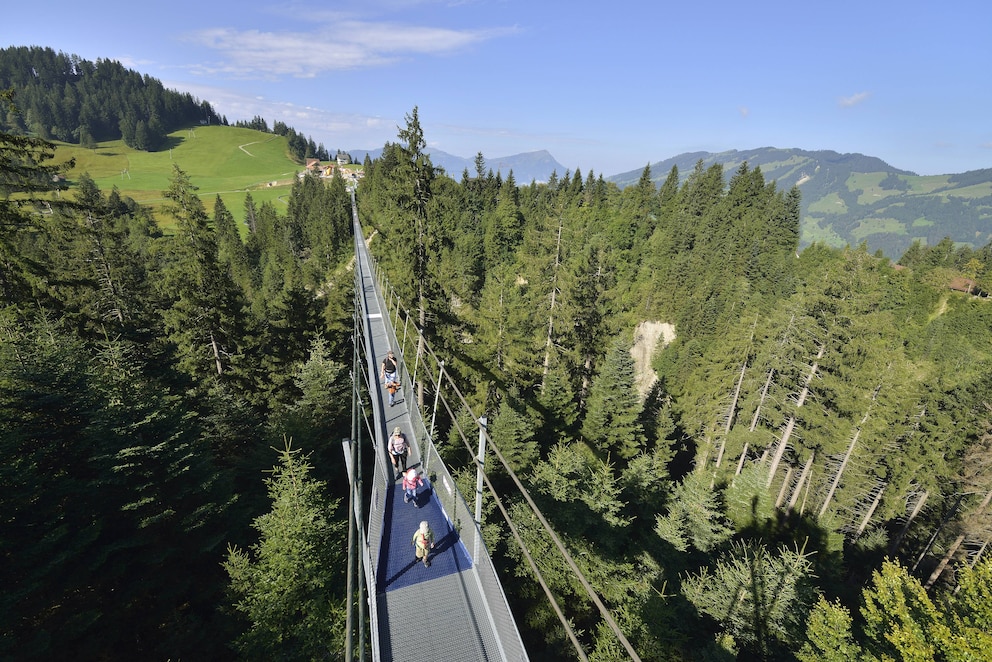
[51,125,343,231]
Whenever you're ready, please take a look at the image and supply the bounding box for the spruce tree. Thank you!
[581,337,644,460]
[225,442,346,660]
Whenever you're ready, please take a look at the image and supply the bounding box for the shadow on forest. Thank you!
[736,499,849,604]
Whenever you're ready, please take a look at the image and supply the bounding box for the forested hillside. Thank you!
[360,109,992,660]
[611,147,992,261]
[0,46,334,163]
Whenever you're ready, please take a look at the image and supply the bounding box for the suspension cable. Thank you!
[366,239,641,661]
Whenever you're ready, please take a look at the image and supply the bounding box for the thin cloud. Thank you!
[167,80,395,137]
[183,18,517,79]
[839,91,871,108]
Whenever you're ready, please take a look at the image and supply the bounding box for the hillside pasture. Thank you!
[52,126,304,230]
[852,216,907,242]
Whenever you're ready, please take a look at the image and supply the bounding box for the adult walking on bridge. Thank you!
[380,350,399,406]
[388,426,409,476]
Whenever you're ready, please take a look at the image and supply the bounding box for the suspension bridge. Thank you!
[341,191,642,661]
[341,198,529,662]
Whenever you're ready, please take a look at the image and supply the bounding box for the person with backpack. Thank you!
[412,520,435,568]
[388,426,408,476]
[380,350,399,406]
[402,468,424,507]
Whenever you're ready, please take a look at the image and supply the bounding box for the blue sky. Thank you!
[4,0,991,177]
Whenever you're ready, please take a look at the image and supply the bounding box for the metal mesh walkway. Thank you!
[351,200,529,662]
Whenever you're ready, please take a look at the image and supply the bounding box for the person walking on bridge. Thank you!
[403,468,424,507]
[388,426,409,476]
[381,350,399,406]
[412,520,435,568]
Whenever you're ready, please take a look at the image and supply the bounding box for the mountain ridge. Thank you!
[608,147,992,260]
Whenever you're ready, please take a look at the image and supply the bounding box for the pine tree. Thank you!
[654,471,732,553]
[682,540,817,659]
[213,194,254,299]
[0,105,73,304]
[489,391,540,475]
[0,318,234,659]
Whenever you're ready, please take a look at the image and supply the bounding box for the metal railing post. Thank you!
[475,416,488,562]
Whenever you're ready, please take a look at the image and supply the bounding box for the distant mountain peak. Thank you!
[347,147,567,183]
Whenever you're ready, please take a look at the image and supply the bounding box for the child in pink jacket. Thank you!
[402,468,424,507]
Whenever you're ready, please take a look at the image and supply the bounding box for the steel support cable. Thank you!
[432,352,642,661]
[432,377,589,661]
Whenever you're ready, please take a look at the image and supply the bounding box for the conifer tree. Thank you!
[213,194,254,299]
[489,391,540,475]
[159,166,251,382]
[473,261,540,389]
[0,104,73,304]
[483,171,523,269]
[654,471,732,553]
[225,442,346,660]
[581,337,644,460]
[683,540,817,659]
[0,318,234,660]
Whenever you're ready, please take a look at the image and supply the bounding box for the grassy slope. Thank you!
[52,126,315,230]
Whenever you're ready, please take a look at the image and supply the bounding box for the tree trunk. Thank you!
[818,384,879,518]
[855,483,886,538]
[926,534,965,589]
[750,369,774,432]
[912,493,965,573]
[775,466,795,508]
[766,416,795,488]
[818,427,861,518]
[767,344,823,488]
[969,538,990,568]
[417,306,426,410]
[716,363,747,469]
[787,453,814,513]
[210,332,223,375]
[889,490,928,555]
[540,218,564,393]
[735,442,749,477]
[925,489,992,588]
